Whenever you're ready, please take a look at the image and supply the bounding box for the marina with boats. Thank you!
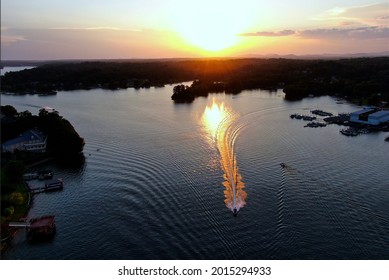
[290,107,389,139]
[290,112,328,128]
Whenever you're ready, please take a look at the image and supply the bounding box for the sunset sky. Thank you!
[1,0,388,60]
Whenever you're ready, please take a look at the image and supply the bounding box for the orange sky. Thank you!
[1,0,388,59]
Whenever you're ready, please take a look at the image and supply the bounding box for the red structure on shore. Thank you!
[26,215,56,241]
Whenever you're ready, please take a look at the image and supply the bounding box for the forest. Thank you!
[1,57,388,104]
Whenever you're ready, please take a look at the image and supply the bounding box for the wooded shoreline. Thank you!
[1,57,388,104]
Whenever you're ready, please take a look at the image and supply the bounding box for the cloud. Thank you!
[239,26,389,40]
[298,26,389,40]
[313,2,389,27]
[0,26,26,45]
[239,30,295,37]
[48,27,143,32]
[239,2,389,43]
[1,35,26,45]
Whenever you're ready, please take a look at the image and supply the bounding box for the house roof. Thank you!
[369,110,389,119]
[2,129,46,147]
[350,108,376,115]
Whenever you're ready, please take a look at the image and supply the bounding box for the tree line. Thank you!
[1,57,388,104]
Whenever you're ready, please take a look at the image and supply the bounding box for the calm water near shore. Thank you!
[2,82,389,259]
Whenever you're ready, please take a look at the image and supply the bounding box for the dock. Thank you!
[311,109,333,117]
[23,173,39,181]
[7,215,56,241]
[290,113,317,121]
[23,170,53,181]
[27,178,64,194]
[8,221,29,228]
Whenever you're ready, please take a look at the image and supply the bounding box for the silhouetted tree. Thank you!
[1,105,17,117]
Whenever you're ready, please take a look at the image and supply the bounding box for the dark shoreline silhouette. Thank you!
[1,106,85,163]
[1,57,388,104]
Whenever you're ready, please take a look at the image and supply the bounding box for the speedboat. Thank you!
[233,208,238,217]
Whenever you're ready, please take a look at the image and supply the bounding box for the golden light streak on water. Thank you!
[202,99,247,214]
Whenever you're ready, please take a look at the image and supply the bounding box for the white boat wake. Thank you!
[202,99,246,215]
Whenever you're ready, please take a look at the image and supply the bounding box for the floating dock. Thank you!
[28,178,63,194]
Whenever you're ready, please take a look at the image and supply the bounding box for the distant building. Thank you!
[350,107,389,125]
[2,129,47,153]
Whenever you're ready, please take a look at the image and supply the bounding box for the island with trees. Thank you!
[1,57,388,105]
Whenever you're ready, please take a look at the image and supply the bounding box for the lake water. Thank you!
[2,80,389,259]
[1,66,36,76]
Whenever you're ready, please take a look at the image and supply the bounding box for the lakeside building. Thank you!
[350,108,389,125]
[2,129,47,153]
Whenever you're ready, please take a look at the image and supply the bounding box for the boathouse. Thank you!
[367,110,389,125]
[2,129,47,153]
[350,108,389,125]
[26,215,56,241]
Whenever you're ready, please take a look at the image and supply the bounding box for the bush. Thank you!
[3,206,15,217]
[5,161,25,182]
[10,192,24,205]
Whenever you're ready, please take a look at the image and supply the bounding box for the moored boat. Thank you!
[340,128,359,136]
[304,122,327,128]
[38,170,53,180]
[311,109,333,117]
[44,178,63,191]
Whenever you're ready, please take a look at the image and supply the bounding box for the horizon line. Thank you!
[2,51,389,63]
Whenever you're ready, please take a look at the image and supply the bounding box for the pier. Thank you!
[23,170,53,181]
[8,222,29,228]
[27,178,63,194]
[7,216,56,241]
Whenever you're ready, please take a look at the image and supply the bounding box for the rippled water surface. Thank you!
[2,84,389,259]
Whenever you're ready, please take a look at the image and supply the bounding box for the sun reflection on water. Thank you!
[202,101,228,140]
[201,99,247,215]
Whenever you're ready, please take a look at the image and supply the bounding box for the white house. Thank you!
[2,129,47,153]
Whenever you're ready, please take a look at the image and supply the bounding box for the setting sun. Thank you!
[176,23,238,52]
[169,1,254,53]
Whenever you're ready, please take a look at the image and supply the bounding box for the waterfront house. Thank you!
[350,108,389,125]
[2,129,47,153]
